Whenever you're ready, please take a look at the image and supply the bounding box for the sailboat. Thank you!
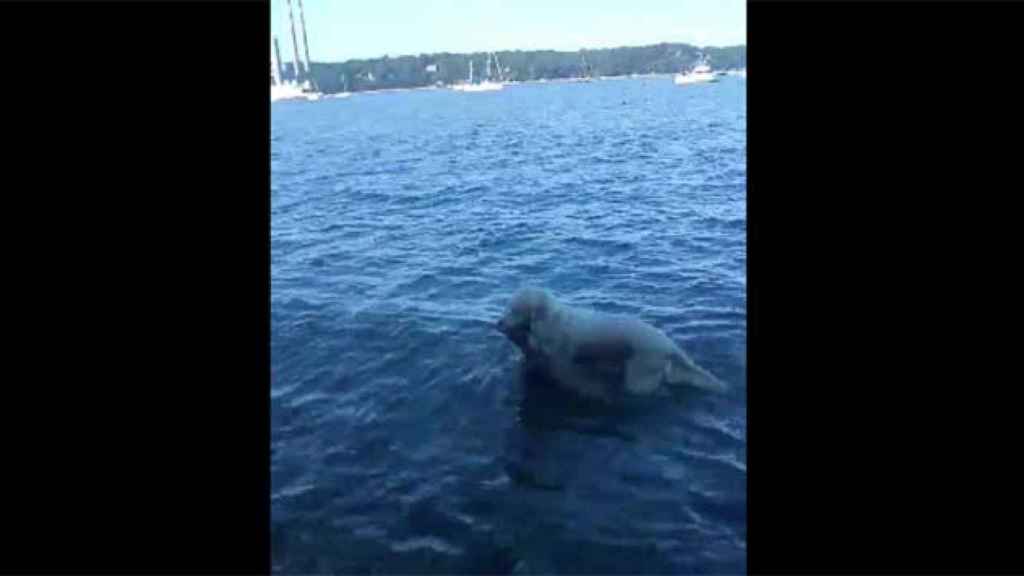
[271,37,305,102]
[493,52,508,84]
[453,53,504,92]
[271,0,323,102]
[328,73,352,98]
[567,50,594,82]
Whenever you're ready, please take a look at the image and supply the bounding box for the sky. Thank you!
[271,0,745,64]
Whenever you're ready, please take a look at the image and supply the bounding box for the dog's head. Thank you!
[496,287,554,348]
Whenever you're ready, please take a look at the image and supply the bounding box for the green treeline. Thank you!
[280,43,745,93]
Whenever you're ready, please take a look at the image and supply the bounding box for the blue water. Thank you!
[272,77,746,574]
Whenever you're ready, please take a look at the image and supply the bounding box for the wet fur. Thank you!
[496,288,727,401]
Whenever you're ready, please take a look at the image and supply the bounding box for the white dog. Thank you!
[496,287,728,401]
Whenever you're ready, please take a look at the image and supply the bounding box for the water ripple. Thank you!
[272,76,746,574]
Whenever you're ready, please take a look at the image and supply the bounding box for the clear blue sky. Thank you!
[271,0,745,63]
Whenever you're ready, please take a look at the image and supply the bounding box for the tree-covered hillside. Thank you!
[278,43,745,93]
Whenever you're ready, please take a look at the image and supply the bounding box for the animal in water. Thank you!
[496,287,728,402]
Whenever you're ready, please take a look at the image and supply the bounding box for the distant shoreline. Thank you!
[278,42,746,96]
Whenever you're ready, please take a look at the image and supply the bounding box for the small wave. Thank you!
[691,411,746,443]
[677,447,747,475]
[390,536,464,556]
[272,482,315,501]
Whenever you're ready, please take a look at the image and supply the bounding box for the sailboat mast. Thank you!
[493,52,504,82]
[296,0,313,84]
[272,37,284,85]
[271,37,282,85]
[285,0,303,81]
[469,59,474,84]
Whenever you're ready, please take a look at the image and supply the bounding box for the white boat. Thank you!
[271,0,323,102]
[673,55,717,85]
[271,79,323,102]
[270,47,310,101]
[270,36,304,102]
[271,81,306,102]
[459,80,503,92]
[452,54,504,92]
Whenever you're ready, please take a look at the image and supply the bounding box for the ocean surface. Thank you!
[271,76,746,574]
